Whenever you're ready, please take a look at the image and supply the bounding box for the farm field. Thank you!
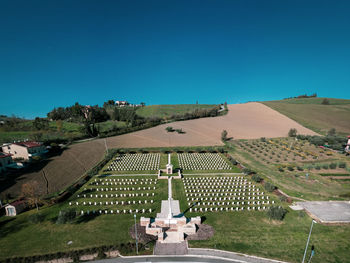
[263,98,350,135]
[0,102,318,199]
[233,137,342,168]
[228,138,350,201]
[135,104,217,118]
[0,139,107,198]
[106,102,318,148]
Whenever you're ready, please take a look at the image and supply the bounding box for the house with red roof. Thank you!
[1,141,47,161]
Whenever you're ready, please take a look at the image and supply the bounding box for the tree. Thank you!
[21,181,41,211]
[140,102,146,107]
[221,130,228,141]
[33,117,49,130]
[327,128,336,136]
[56,120,63,132]
[322,98,330,105]
[165,126,174,132]
[288,128,297,137]
[267,206,287,220]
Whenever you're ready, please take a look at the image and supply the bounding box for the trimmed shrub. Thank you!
[56,208,76,224]
[279,195,287,202]
[297,166,304,171]
[251,174,263,183]
[264,182,276,192]
[322,164,329,170]
[267,206,287,220]
[287,166,294,171]
[242,168,255,175]
[339,162,347,169]
[329,163,337,169]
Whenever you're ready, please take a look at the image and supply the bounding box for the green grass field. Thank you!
[263,98,350,135]
[172,175,350,263]
[0,174,167,260]
[1,144,350,262]
[135,104,216,118]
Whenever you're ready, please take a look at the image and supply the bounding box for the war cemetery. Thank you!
[1,102,350,263]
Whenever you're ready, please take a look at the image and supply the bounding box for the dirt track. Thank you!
[1,102,318,197]
[106,102,318,148]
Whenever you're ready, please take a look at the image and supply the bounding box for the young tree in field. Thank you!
[327,128,336,136]
[288,128,297,137]
[221,130,228,142]
[56,120,63,132]
[21,181,41,211]
[321,98,330,105]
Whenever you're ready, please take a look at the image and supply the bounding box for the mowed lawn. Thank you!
[172,179,350,263]
[135,104,216,118]
[189,211,350,263]
[263,98,350,135]
[0,175,167,260]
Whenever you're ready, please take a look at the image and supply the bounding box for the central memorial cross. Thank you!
[140,153,201,244]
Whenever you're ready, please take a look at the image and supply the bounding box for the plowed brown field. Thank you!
[2,102,318,197]
[106,102,318,148]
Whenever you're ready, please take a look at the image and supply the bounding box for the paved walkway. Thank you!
[154,241,188,255]
[296,201,350,223]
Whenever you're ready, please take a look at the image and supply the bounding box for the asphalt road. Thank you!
[91,256,247,263]
[90,254,289,263]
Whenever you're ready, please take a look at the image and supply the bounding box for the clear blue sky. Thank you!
[1,0,350,118]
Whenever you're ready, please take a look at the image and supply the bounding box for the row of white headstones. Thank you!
[90,178,157,185]
[178,153,232,170]
[105,153,160,171]
[77,192,156,198]
[77,208,153,216]
[69,199,154,206]
[83,187,156,193]
[184,176,273,212]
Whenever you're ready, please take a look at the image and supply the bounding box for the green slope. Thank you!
[135,104,217,118]
[263,98,350,135]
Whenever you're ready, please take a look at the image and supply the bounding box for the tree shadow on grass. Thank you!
[0,217,28,238]
[75,213,101,224]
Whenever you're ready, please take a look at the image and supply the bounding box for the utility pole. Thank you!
[302,220,317,263]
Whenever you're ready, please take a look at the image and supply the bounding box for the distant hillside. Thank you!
[263,98,350,135]
[135,104,217,118]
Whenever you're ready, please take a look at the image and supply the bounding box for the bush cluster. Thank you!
[56,208,77,224]
[267,206,287,220]
[264,182,277,192]
[251,174,263,183]
[296,134,346,151]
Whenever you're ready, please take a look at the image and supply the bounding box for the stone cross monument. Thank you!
[166,153,173,174]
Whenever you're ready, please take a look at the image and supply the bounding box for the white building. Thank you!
[2,141,47,161]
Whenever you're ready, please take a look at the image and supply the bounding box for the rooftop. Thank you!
[14,141,42,148]
[0,152,12,158]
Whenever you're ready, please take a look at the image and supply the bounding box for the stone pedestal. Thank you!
[166,164,173,174]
